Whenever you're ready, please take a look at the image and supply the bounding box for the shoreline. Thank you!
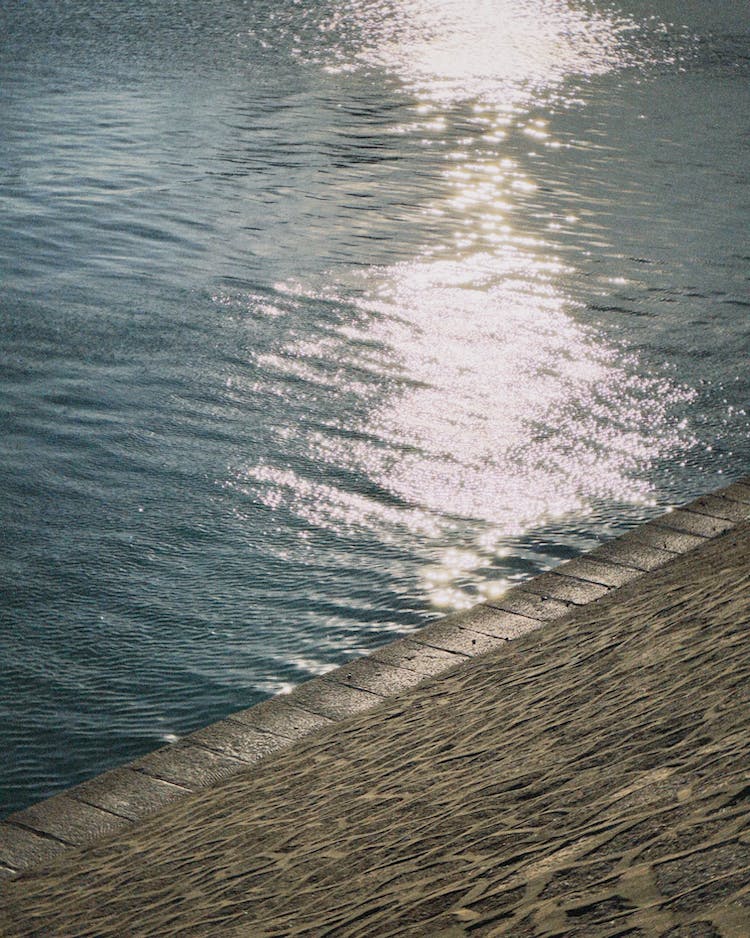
[1,475,749,934]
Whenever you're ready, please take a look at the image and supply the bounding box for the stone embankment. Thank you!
[1,477,749,936]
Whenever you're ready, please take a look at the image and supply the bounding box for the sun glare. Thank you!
[228,0,694,612]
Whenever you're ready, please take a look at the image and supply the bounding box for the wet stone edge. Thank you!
[1,476,749,879]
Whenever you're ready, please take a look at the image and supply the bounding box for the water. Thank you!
[0,0,747,816]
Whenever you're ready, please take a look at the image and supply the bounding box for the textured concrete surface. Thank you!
[3,796,130,847]
[0,826,68,874]
[70,768,189,822]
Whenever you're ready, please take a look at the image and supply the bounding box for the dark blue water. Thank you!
[1,0,748,815]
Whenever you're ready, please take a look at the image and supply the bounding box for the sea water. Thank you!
[0,0,748,815]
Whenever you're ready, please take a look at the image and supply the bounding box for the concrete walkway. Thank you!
[1,478,750,935]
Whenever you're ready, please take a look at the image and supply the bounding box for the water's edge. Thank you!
[1,472,749,881]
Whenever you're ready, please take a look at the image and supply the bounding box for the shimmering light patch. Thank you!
[479,579,511,602]
[257,679,297,697]
[275,657,339,678]
[226,0,697,613]
[240,242,695,609]
[427,586,475,610]
[350,256,693,522]
[232,464,445,540]
[325,0,638,107]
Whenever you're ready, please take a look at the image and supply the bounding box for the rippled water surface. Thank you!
[1,0,748,814]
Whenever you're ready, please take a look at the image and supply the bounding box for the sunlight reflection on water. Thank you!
[324,0,639,104]
[243,249,693,609]
[232,0,697,612]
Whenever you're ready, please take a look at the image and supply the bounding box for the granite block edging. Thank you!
[1,475,749,880]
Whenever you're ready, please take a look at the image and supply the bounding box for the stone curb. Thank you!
[1,476,749,881]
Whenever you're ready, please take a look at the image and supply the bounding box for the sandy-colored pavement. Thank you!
[2,523,750,937]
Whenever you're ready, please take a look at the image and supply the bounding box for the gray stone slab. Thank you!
[328,657,426,696]
[686,494,750,523]
[553,557,644,588]
[476,606,552,637]
[71,768,189,822]
[286,678,385,721]
[621,523,705,554]
[0,822,69,871]
[718,481,750,504]
[586,538,675,572]
[486,588,572,621]
[132,741,248,790]
[4,795,129,847]
[369,638,468,676]
[412,621,512,657]
[435,604,541,639]
[188,720,288,764]
[229,699,335,739]
[655,508,734,538]
[518,572,611,605]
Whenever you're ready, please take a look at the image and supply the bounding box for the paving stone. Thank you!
[412,621,513,656]
[132,741,248,790]
[286,678,385,721]
[438,604,542,639]
[188,720,288,764]
[0,822,69,871]
[686,495,750,523]
[519,572,611,605]
[718,481,750,504]
[622,524,706,554]
[487,588,572,621]
[229,699,335,739]
[369,638,468,676]
[328,657,426,696]
[4,795,129,847]
[554,558,644,589]
[655,509,734,538]
[587,539,676,572]
[71,769,190,822]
